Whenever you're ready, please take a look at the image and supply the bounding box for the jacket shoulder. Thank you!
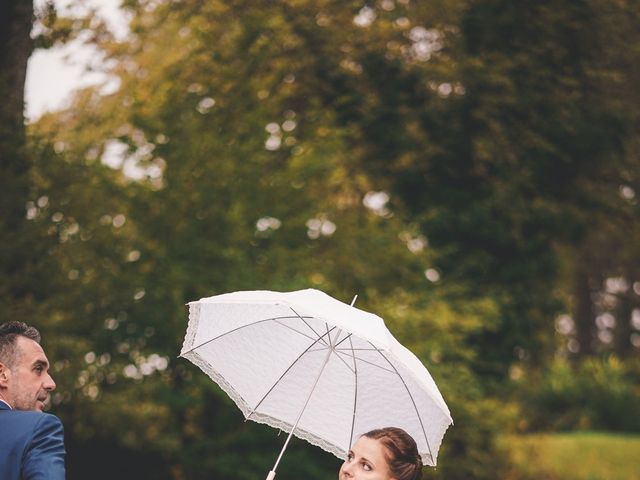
[0,410,63,434]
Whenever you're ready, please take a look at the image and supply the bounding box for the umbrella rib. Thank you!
[368,342,434,461]
[246,326,337,419]
[333,333,353,349]
[347,335,358,452]
[180,315,314,355]
[335,347,379,351]
[306,346,330,354]
[330,348,356,374]
[334,350,396,375]
[289,307,329,347]
[273,319,321,343]
[314,325,354,372]
[269,327,342,476]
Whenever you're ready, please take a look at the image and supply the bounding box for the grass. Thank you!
[500,431,640,480]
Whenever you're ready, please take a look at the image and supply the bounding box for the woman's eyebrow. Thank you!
[360,456,374,466]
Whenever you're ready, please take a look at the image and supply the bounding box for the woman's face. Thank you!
[338,436,395,480]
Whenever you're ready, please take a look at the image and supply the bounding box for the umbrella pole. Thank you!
[265,329,341,480]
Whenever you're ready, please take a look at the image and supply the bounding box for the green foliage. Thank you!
[32,2,90,49]
[353,0,636,372]
[515,357,640,432]
[5,0,639,479]
[499,432,640,480]
[427,366,517,480]
[374,293,515,479]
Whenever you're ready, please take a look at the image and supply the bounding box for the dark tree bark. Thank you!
[0,0,33,210]
[0,0,33,159]
[0,0,34,318]
[573,268,596,357]
[613,271,637,359]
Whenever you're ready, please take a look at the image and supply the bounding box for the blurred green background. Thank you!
[2,0,639,479]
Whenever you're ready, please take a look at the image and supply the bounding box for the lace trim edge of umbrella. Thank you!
[182,350,347,460]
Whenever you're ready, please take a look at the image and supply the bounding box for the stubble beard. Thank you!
[12,378,46,411]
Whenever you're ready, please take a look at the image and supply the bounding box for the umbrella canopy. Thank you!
[180,289,452,474]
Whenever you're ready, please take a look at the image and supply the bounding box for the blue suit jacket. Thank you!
[0,401,66,480]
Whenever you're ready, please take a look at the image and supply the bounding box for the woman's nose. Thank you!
[341,462,354,477]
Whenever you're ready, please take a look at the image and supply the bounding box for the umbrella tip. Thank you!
[350,295,358,307]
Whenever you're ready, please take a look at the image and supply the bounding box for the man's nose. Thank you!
[44,373,56,391]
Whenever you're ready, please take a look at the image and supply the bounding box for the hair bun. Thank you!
[413,454,423,480]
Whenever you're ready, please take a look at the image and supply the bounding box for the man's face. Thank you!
[0,336,56,411]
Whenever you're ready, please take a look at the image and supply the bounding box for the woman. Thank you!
[339,427,423,480]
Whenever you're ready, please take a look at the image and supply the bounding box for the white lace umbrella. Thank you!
[180,289,452,480]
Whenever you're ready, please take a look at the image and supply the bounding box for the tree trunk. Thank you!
[0,0,34,319]
[613,272,636,358]
[0,0,33,158]
[573,268,596,357]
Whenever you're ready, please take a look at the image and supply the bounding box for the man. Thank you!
[0,321,66,479]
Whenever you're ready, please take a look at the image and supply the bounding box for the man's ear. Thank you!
[0,362,11,388]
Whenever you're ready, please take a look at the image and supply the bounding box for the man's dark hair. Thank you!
[0,321,41,368]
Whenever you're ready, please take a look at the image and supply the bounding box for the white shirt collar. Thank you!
[0,399,12,409]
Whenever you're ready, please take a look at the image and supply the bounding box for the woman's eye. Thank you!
[362,463,372,471]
